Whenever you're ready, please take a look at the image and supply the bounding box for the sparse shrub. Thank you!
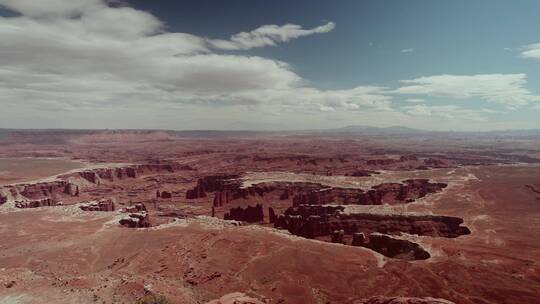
[135,294,170,304]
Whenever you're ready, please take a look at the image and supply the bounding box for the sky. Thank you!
[0,0,540,131]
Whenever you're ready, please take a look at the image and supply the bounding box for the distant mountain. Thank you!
[331,125,429,134]
[1,126,540,139]
[318,125,540,138]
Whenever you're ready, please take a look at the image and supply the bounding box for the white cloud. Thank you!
[404,104,490,122]
[0,0,105,17]
[405,98,424,103]
[209,22,335,50]
[0,1,537,130]
[400,48,414,53]
[0,0,393,129]
[521,43,540,60]
[396,74,540,107]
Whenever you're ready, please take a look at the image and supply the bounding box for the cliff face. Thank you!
[79,199,115,212]
[292,179,447,206]
[19,180,79,199]
[73,163,190,184]
[186,174,241,199]
[15,198,57,208]
[224,204,264,223]
[274,205,470,239]
[352,233,430,260]
[187,175,446,209]
[0,162,189,208]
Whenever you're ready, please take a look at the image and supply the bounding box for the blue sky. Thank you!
[0,0,539,130]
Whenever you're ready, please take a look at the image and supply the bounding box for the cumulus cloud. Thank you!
[0,0,352,114]
[521,43,540,60]
[0,0,105,17]
[1,0,536,130]
[209,22,335,50]
[395,74,540,107]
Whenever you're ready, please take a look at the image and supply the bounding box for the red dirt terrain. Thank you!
[0,130,539,304]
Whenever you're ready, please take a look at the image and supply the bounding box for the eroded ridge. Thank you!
[270,204,469,260]
[0,162,193,210]
[184,175,447,208]
[274,205,470,239]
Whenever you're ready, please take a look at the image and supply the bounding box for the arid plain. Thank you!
[0,129,539,304]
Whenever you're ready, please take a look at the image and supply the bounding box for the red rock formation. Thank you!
[352,233,430,260]
[160,191,172,199]
[19,181,79,200]
[72,163,192,184]
[80,199,115,212]
[274,205,470,239]
[366,159,396,166]
[15,198,56,208]
[186,185,207,199]
[119,212,151,228]
[0,193,7,206]
[279,189,292,199]
[224,204,264,223]
[400,155,419,162]
[124,203,147,213]
[331,229,344,243]
[347,169,378,177]
[423,158,448,167]
[355,297,455,304]
[186,174,241,199]
[268,207,277,223]
[213,191,231,206]
[292,179,447,206]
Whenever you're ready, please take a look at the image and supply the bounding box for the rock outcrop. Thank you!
[119,212,150,228]
[268,207,277,223]
[346,170,378,177]
[186,184,206,199]
[186,174,241,199]
[274,205,470,239]
[366,159,396,166]
[224,204,264,223]
[79,199,115,212]
[213,191,231,206]
[124,203,147,213]
[160,191,172,199]
[292,179,447,206]
[352,233,430,260]
[15,198,57,208]
[400,155,419,162]
[18,180,79,200]
[423,158,448,167]
[70,163,192,184]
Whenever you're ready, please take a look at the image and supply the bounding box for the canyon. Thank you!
[0,129,539,304]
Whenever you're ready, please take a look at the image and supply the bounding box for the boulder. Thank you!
[119,212,151,228]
